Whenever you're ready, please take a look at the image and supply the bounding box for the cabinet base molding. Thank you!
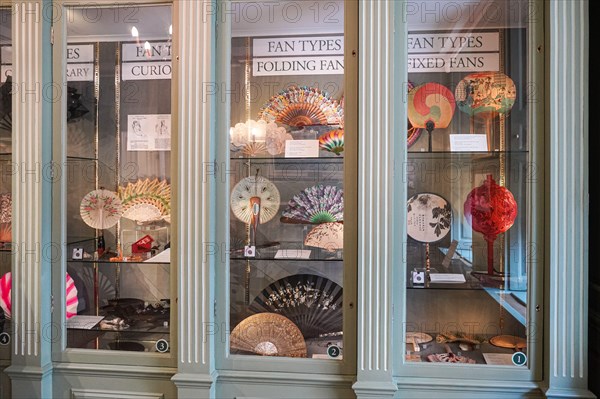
[172,371,216,398]
[53,362,176,379]
[71,388,164,399]
[352,380,398,399]
[4,364,52,399]
[543,387,597,398]
[395,378,544,399]
[216,370,355,398]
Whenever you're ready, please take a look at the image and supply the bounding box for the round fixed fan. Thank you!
[455,72,517,118]
[319,129,344,155]
[258,86,343,127]
[406,193,452,243]
[406,82,423,148]
[0,272,78,319]
[118,178,171,224]
[80,189,123,229]
[230,312,307,357]
[489,334,526,350]
[281,185,343,224]
[230,176,280,225]
[249,274,343,339]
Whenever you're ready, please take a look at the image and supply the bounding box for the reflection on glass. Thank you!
[64,5,173,353]
[228,1,346,359]
[404,0,531,366]
[0,6,12,356]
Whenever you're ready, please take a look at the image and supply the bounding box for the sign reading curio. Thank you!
[122,42,172,81]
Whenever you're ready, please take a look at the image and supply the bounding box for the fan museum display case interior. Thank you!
[224,1,350,362]
[401,0,541,370]
[59,4,174,355]
[0,0,593,397]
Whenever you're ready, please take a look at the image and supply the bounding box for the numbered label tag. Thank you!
[327,344,341,358]
[155,339,169,353]
[244,245,256,258]
[512,351,527,366]
[0,332,10,346]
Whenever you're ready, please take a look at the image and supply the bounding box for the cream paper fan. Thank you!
[118,178,171,224]
[80,189,123,229]
[230,313,307,357]
[230,176,280,224]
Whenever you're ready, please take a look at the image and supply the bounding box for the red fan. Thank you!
[464,174,517,276]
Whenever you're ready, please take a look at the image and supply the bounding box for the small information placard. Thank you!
[285,140,320,158]
[275,249,311,259]
[449,134,488,152]
[429,273,466,283]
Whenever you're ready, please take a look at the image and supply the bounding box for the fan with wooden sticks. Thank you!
[230,313,307,357]
[258,86,343,127]
[118,178,171,224]
[249,274,343,339]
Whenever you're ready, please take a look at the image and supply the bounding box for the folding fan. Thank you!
[230,312,307,357]
[258,86,343,127]
[118,178,171,224]
[249,274,343,339]
[281,185,343,224]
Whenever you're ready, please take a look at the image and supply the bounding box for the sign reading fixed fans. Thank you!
[408,32,500,73]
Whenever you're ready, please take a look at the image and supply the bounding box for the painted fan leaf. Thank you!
[281,185,343,224]
[118,178,171,224]
[249,274,343,339]
[258,86,343,127]
[230,313,307,357]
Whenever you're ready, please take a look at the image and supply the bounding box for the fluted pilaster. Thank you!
[171,0,216,397]
[5,0,53,397]
[546,0,593,397]
[353,1,399,397]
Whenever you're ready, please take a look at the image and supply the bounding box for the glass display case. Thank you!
[226,1,348,360]
[62,4,173,353]
[402,0,538,367]
[0,5,11,367]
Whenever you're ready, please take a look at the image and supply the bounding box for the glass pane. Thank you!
[0,6,12,359]
[228,1,345,359]
[65,5,173,353]
[404,0,530,366]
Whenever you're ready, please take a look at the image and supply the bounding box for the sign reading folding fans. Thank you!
[253,35,344,76]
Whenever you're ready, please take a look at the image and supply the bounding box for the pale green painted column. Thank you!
[4,0,54,397]
[352,1,399,397]
[545,0,593,398]
[170,1,217,397]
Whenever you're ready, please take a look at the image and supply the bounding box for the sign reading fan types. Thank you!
[253,35,344,76]
[122,42,172,80]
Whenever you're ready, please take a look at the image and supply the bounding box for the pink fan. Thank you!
[0,272,78,319]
